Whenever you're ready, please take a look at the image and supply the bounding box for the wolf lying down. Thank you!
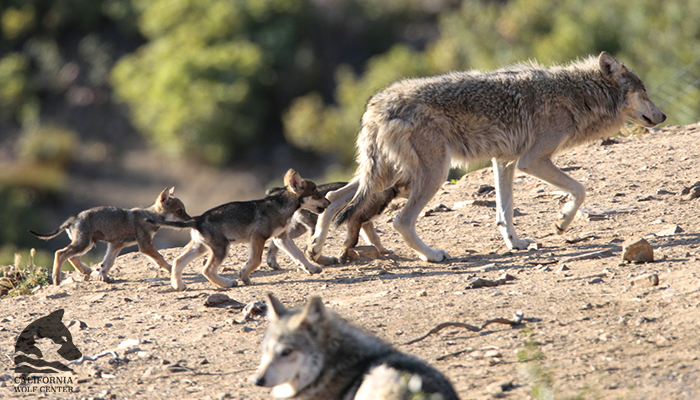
[253,293,460,400]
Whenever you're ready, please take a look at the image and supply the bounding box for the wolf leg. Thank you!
[90,243,124,282]
[517,154,585,234]
[338,218,362,263]
[307,181,358,263]
[360,221,392,254]
[240,236,266,285]
[202,242,236,289]
[273,233,322,275]
[493,159,537,249]
[138,241,172,273]
[171,240,206,291]
[393,160,450,262]
[266,221,308,270]
[52,238,93,285]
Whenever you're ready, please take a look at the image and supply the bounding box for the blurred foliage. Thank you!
[18,125,77,168]
[285,0,700,168]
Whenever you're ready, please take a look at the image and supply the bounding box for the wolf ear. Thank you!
[49,309,64,320]
[265,293,287,321]
[284,169,305,195]
[158,187,172,205]
[300,296,326,328]
[598,51,625,80]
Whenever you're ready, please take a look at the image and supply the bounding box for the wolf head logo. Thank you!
[14,309,82,373]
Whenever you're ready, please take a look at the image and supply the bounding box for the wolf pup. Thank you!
[29,187,190,285]
[265,182,404,269]
[308,51,666,263]
[150,169,329,290]
[252,293,460,400]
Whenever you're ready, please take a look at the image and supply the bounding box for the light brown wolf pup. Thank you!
[29,188,190,285]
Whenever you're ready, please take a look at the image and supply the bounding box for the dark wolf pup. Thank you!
[252,293,460,400]
[265,182,404,269]
[29,187,190,285]
[308,52,666,263]
[150,169,329,290]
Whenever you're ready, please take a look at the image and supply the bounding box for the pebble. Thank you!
[656,225,683,237]
[118,338,141,349]
[630,273,659,288]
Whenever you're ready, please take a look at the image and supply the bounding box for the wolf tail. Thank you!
[28,217,76,240]
[335,110,405,225]
[147,219,197,229]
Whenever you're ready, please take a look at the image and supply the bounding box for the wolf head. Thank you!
[155,187,191,222]
[284,169,331,214]
[598,51,666,128]
[251,293,327,398]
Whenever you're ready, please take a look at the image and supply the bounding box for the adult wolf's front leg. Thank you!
[517,155,586,235]
[493,159,536,249]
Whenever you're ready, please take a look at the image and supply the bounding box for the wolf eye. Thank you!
[177,210,184,215]
[280,348,293,357]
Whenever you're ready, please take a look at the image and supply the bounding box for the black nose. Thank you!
[660,112,667,123]
[253,376,265,386]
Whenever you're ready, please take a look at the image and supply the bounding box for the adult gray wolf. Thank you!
[150,169,329,290]
[252,293,460,400]
[265,182,404,269]
[307,51,666,263]
[29,188,190,285]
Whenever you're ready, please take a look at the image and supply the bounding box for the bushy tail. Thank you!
[147,219,197,229]
[28,217,76,240]
[334,117,402,226]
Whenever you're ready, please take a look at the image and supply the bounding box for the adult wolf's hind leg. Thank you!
[517,155,586,234]
[493,159,536,250]
[393,158,450,262]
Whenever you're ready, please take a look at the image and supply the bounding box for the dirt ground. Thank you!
[2,124,700,400]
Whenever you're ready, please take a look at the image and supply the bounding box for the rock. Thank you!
[204,293,245,308]
[345,246,381,262]
[453,199,496,209]
[118,338,141,349]
[66,320,88,334]
[656,225,683,237]
[555,265,570,274]
[630,273,659,288]
[416,289,427,297]
[622,238,654,263]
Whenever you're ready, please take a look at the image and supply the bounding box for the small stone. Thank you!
[118,339,141,349]
[656,225,683,237]
[555,265,570,274]
[630,273,659,288]
[417,290,427,297]
[622,237,654,263]
[66,320,88,334]
[345,246,381,261]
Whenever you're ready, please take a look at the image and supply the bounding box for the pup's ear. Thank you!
[284,169,305,194]
[300,296,326,328]
[265,293,286,321]
[158,187,172,205]
[598,51,625,81]
[169,187,175,196]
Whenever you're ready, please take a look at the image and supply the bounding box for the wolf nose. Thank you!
[660,112,667,123]
[253,375,266,386]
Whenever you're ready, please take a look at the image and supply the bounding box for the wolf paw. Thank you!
[171,281,187,291]
[316,255,339,266]
[302,265,322,275]
[508,237,537,250]
[91,268,113,283]
[266,259,282,270]
[419,249,450,263]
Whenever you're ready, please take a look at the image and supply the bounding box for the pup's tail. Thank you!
[146,219,197,229]
[28,217,76,240]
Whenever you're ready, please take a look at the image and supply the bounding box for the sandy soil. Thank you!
[2,124,700,400]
